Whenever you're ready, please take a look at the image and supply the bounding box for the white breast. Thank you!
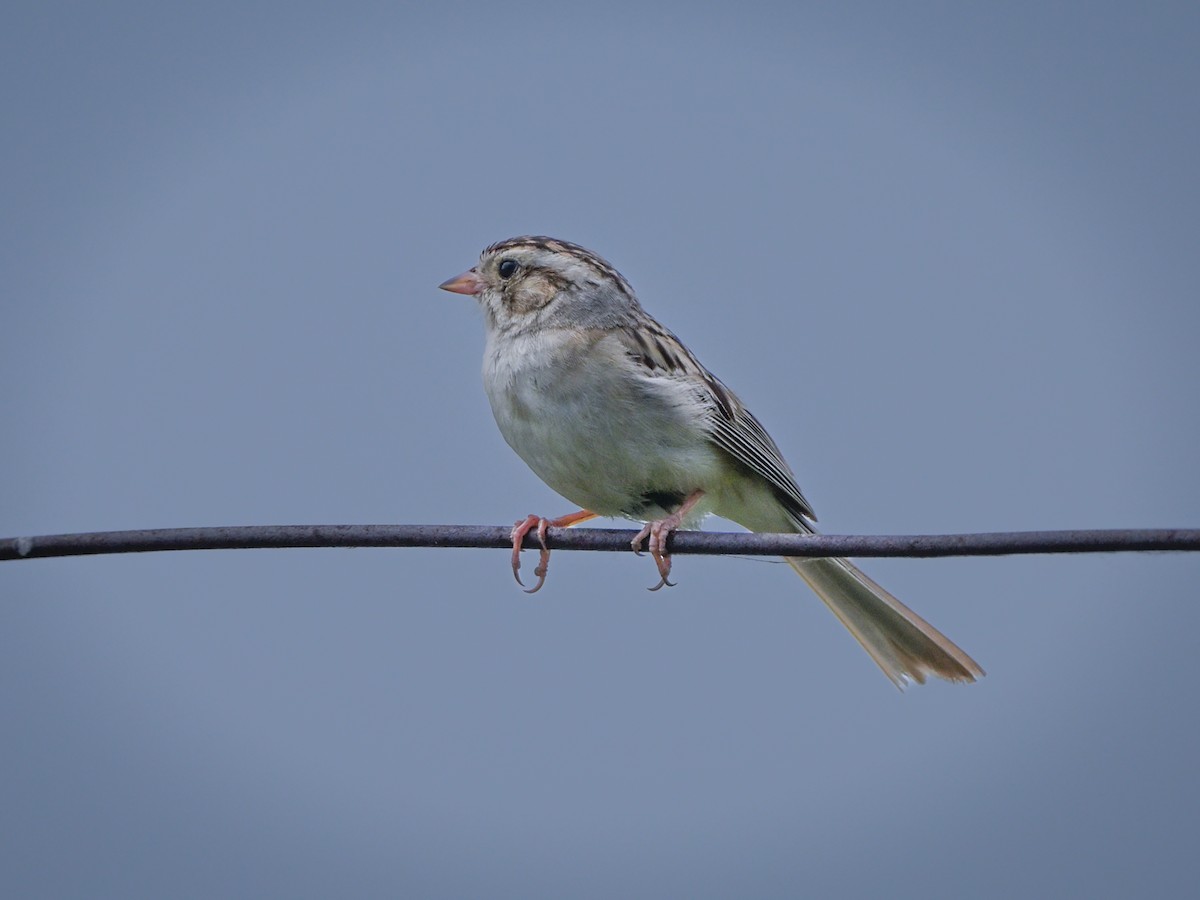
[482,327,727,519]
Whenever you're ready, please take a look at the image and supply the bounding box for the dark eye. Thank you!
[497,258,519,279]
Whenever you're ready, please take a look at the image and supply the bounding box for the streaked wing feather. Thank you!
[614,321,816,524]
[708,407,816,523]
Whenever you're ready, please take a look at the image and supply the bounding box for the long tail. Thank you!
[787,556,984,689]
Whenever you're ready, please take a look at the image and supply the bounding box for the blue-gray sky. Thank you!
[3,2,1198,897]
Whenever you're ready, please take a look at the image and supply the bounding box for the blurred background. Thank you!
[2,2,1198,896]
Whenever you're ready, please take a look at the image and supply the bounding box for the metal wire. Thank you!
[2,524,1198,562]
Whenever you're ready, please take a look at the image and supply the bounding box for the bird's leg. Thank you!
[510,509,597,594]
[630,489,706,591]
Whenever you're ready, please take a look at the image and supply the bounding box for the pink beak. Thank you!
[438,269,486,296]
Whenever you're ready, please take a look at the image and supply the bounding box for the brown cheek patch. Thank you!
[509,273,567,315]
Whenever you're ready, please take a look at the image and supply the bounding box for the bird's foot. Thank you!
[630,490,706,591]
[510,510,596,594]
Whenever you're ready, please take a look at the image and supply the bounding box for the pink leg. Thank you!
[510,509,597,594]
[630,490,706,591]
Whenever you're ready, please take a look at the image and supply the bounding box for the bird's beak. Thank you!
[438,269,485,296]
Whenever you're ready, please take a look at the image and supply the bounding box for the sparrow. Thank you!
[440,236,983,688]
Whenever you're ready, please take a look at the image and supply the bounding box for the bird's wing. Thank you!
[613,320,816,525]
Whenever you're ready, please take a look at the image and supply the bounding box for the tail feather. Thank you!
[787,556,984,689]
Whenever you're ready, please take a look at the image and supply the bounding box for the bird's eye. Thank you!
[498,259,519,279]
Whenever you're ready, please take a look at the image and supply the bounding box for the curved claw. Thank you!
[510,514,540,591]
[510,514,552,594]
[523,566,548,594]
[631,524,651,556]
[646,527,677,591]
[633,519,679,591]
[631,491,706,591]
[526,518,552,594]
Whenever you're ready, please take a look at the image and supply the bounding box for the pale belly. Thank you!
[483,330,728,521]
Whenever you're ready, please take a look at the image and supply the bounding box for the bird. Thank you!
[439,236,983,688]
